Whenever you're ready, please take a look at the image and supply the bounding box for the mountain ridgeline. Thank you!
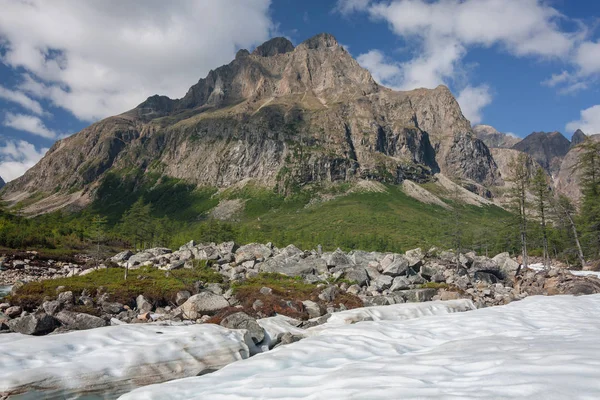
[3,33,499,214]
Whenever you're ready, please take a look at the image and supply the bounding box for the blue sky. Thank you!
[1,0,600,181]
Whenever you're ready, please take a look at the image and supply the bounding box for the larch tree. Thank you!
[507,152,531,273]
[530,167,551,267]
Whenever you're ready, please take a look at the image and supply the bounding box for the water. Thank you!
[0,285,11,299]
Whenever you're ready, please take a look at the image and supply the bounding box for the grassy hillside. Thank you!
[0,171,531,256]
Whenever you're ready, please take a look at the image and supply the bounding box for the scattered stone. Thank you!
[8,313,59,335]
[5,306,22,319]
[175,291,191,306]
[220,312,265,344]
[42,300,61,316]
[302,300,322,319]
[57,291,74,305]
[180,292,229,319]
[259,287,273,295]
[136,295,153,313]
[55,311,106,330]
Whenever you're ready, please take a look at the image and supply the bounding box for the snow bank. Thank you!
[121,294,600,399]
[0,323,250,399]
[571,270,600,279]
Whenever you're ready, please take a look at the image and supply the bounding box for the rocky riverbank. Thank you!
[2,241,600,339]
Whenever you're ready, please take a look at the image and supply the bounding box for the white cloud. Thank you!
[566,105,600,135]
[575,40,600,76]
[348,0,591,98]
[3,113,58,139]
[0,139,48,182]
[335,0,371,16]
[0,0,273,121]
[356,50,402,88]
[0,86,45,115]
[456,85,493,125]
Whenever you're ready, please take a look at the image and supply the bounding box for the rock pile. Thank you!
[0,251,90,285]
[2,241,600,339]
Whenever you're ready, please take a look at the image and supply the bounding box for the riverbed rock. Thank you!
[55,310,107,330]
[8,313,59,335]
[180,292,230,319]
[220,312,265,344]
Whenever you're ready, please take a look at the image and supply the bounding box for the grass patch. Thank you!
[419,282,449,289]
[8,261,223,311]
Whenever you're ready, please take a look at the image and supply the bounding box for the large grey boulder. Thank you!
[318,286,339,302]
[55,311,106,330]
[175,290,191,306]
[101,302,125,314]
[42,300,62,316]
[128,252,155,265]
[396,288,438,303]
[260,256,326,277]
[136,295,153,313]
[111,250,133,263]
[342,267,369,287]
[57,291,74,305]
[180,292,229,319]
[492,253,520,277]
[324,249,352,267]
[404,248,425,267]
[220,312,265,344]
[382,256,410,277]
[301,300,322,319]
[372,275,393,291]
[8,313,59,335]
[390,276,411,292]
[192,244,221,261]
[235,244,272,263]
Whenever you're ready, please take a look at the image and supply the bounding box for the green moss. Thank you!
[8,262,223,310]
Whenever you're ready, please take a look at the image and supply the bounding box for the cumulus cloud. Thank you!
[3,113,58,139]
[356,50,402,88]
[335,0,371,16]
[566,105,600,135]
[0,86,45,115]
[345,0,594,100]
[456,85,493,125]
[0,139,48,182]
[0,0,273,121]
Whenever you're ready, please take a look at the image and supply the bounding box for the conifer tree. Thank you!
[530,167,551,266]
[507,153,531,272]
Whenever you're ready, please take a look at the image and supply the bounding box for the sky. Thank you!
[0,0,600,182]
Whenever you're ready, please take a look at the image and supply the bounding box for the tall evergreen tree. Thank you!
[120,198,153,250]
[507,153,531,272]
[577,140,600,258]
[530,167,551,266]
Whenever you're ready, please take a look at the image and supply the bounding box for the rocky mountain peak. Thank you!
[473,125,521,149]
[2,33,500,213]
[252,37,294,57]
[511,131,570,176]
[571,129,587,147]
[299,33,339,50]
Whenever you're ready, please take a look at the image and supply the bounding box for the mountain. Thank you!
[0,177,5,190]
[571,129,587,148]
[556,134,600,204]
[473,125,521,149]
[511,131,570,177]
[2,33,498,214]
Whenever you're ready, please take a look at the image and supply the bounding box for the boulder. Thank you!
[8,313,59,335]
[235,243,272,263]
[101,302,125,314]
[474,271,500,284]
[55,311,107,330]
[220,312,265,344]
[128,251,155,265]
[179,240,196,251]
[192,244,221,261]
[57,291,74,305]
[405,248,425,267]
[111,250,133,263]
[175,290,191,306]
[372,275,393,291]
[180,292,229,319]
[342,267,369,287]
[390,276,411,292]
[261,257,326,277]
[5,305,22,319]
[166,260,185,270]
[324,249,353,267]
[136,295,153,313]
[42,300,62,316]
[301,300,322,319]
[397,288,438,303]
[382,256,410,277]
[493,253,520,277]
[318,286,339,302]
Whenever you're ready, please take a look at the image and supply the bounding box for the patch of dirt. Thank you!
[209,199,245,221]
[401,180,450,209]
[434,174,493,207]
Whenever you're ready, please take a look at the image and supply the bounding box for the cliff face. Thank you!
[473,125,521,149]
[511,131,570,177]
[571,129,587,148]
[555,134,600,205]
[2,34,498,212]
